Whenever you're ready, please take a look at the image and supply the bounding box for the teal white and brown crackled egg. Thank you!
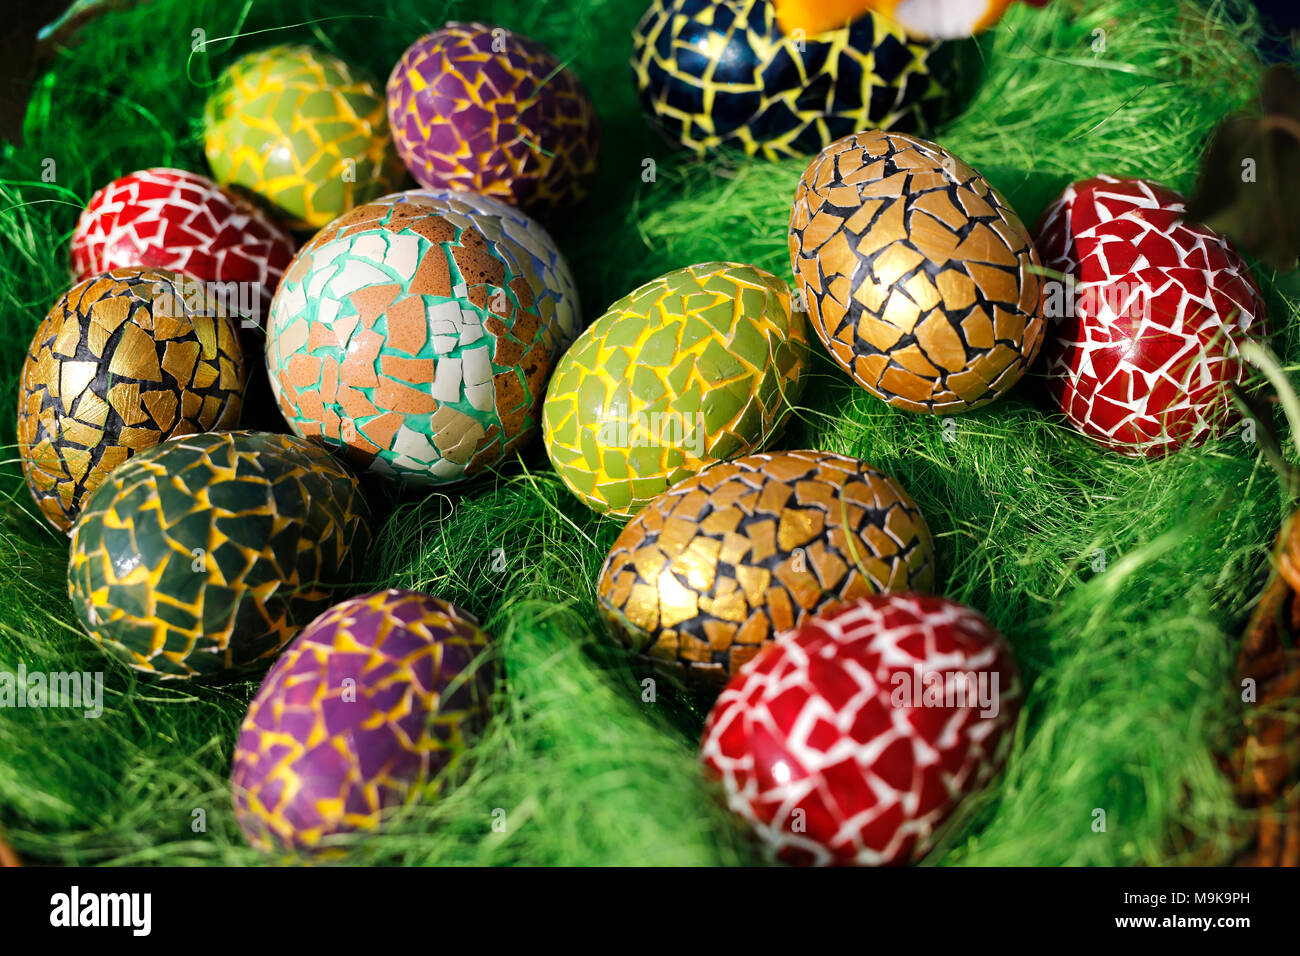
[373,187,583,349]
[266,196,565,484]
[67,431,371,680]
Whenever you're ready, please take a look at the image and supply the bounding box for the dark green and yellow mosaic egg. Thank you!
[203,45,404,230]
[232,589,494,854]
[597,450,934,686]
[17,269,247,532]
[630,0,959,159]
[67,431,372,680]
[542,262,809,518]
[266,198,560,485]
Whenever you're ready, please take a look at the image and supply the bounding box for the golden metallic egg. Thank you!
[789,130,1045,413]
[596,449,934,685]
[16,269,247,531]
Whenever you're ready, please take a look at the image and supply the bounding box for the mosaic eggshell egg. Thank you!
[70,168,296,326]
[789,130,1045,413]
[597,450,934,685]
[203,45,404,230]
[231,589,493,854]
[631,0,958,159]
[17,269,247,532]
[266,200,558,485]
[67,431,372,680]
[1034,176,1269,457]
[386,23,600,213]
[373,187,583,348]
[543,262,810,518]
[701,592,1021,866]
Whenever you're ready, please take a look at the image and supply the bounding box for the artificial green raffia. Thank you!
[0,0,1295,865]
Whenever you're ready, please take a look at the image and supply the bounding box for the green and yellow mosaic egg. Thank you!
[203,45,404,230]
[68,430,372,680]
[542,262,808,518]
[266,199,561,485]
[17,269,247,533]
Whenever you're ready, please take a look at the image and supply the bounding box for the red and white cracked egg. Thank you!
[71,167,296,325]
[1034,175,1268,457]
[700,593,1021,866]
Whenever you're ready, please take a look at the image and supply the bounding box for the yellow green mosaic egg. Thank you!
[542,262,809,517]
[67,430,372,680]
[203,45,404,230]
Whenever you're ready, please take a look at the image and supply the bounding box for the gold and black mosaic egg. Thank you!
[789,130,1045,413]
[596,450,934,685]
[17,269,247,531]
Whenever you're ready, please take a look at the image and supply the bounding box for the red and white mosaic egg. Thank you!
[700,593,1021,866]
[1035,175,1268,457]
[70,168,296,327]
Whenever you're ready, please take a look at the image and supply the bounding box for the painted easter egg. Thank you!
[631,0,958,159]
[17,269,247,532]
[1034,176,1269,456]
[597,450,934,685]
[231,589,493,854]
[203,45,404,230]
[386,23,600,213]
[543,262,809,518]
[67,431,372,680]
[700,593,1021,865]
[70,168,296,327]
[265,199,558,484]
[789,130,1045,413]
[374,187,583,348]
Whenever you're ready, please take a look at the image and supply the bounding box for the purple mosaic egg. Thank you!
[231,589,494,854]
[385,22,600,214]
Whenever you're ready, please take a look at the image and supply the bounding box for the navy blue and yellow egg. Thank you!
[630,0,964,158]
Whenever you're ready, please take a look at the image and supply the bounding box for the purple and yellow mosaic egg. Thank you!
[386,23,601,213]
[374,187,583,348]
[231,589,494,854]
[266,198,562,485]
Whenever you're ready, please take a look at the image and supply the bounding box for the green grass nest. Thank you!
[0,0,1295,866]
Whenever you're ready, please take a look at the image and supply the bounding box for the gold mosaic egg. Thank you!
[596,450,934,685]
[17,269,247,531]
[789,130,1045,414]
